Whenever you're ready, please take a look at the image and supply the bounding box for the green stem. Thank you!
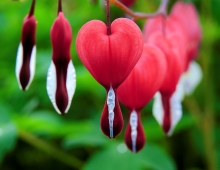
[18,129,83,169]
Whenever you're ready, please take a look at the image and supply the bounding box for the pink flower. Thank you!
[118,44,167,152]
[76,18,144,138]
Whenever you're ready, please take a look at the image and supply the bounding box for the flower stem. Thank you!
[106,0,111,35]
[28,0,35,17]
[109,0,168,21]
[58,0,62,14]
[18,129,83,169]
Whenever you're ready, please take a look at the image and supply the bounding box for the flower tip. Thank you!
[46,61,76,116]
[100,99,124,139]
[124,110,146,153]
[16,43,36,91]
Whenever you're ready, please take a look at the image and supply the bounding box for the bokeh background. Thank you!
[0,0,220,169]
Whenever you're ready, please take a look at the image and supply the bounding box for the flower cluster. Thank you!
[15,0,202,153]
[16,0,76,115]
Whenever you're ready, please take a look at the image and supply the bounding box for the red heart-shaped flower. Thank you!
[76,18,144,138]
[118,44,167,110]
[117,44,167,152]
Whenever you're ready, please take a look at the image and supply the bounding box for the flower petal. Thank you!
[124,110,145,153]
[101,89,124,138]
[153,90,182,136]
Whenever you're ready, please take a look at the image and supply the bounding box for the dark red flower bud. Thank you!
[16,0,36,91]
[47,11,76,115]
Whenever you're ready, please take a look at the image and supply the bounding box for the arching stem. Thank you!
[109,0,169,21]
[105,0,111,35]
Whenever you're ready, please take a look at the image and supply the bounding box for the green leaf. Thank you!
[83,142,176,170]
[0,104,17,163]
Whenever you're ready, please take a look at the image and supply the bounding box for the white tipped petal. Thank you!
[153,92,163,126]
[25,45,36,90]
[182,61,202,95]
[46,62,61,114]
[153,91,182,136]
[15,43,23,90]
[64,61,76,113]
[167,91,182,136]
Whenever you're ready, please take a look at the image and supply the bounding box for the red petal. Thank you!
[19,16,36,90]
[161,95,171,134]
[76,18,143,89]
[51,12,72,62]
[170,2,201,62]
[147,32,183,96]
[118,44,167,110]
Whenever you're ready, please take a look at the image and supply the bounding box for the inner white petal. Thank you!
[130,110,138,153]
[181,61,202,95]
[15,42,23,90]
[64,61,76,113]
[25,45,36,90]
[107,86,115,138]
[167,91,182,136]
[46,61,61,114]
[152,92,163,126]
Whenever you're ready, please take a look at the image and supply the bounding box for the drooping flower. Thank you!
[16,0,37,91]
[47,0,76,115]
[170,1,202,68]
[117,44,167,152]
[76,18,144,138]
[145,29,184,135]
[144,1,202,135]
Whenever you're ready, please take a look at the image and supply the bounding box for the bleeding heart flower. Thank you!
[143,16,188,70]
[76,18,144,138]
[153,85,184,136]
[47,2,76,115]
[145,31,184,135]
[117,44,167,152]
[170,1,201,63]
[16,0,37,91]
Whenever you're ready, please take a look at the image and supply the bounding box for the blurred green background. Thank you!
[0,0,220,169]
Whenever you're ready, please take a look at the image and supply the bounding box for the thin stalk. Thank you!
[109,0,168,20]
[200,0,218,169]
[58,0,62,14]
[18,129,83,169]
[28,0,35,17]
[106,0,111,35]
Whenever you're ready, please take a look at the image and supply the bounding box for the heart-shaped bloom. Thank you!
[76,18,144,138]
[170,1,202,66]
[16,0,37,91]
[145,30,184,135]
[47,10,76,115]
[118,44,167,152]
